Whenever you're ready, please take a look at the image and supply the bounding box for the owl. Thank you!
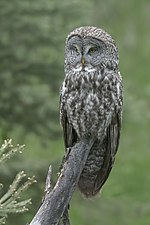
[60,26,123,198]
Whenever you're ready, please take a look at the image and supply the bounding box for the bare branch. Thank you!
[29,136,95,225]
[44,166,52,193]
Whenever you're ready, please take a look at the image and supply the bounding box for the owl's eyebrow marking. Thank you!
[67,35,82,42]
[83,37,106,47]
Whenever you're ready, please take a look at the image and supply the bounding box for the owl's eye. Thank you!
[71,45,78,52]
[88,47,98,54]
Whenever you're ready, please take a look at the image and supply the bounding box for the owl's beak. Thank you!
[81,57,85,65]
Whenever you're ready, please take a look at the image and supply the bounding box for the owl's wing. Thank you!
[94,110,122,193]
[61,110,77,150]
[108,110,122,161]
[60,93,77,151]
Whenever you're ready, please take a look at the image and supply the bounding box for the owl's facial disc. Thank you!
[67,35,107,72]
[67,35,82,65]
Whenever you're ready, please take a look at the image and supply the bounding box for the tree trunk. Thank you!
[29,136,95,225]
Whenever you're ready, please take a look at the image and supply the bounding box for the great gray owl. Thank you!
[60,26,123,197]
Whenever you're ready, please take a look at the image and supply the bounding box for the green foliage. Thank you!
[0,0,150,224]
[0,0,93,141]
[0,139,23,164]
[0,140,36,224]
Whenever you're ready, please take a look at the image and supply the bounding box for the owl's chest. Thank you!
[63,72,116,118]
[61,71,121,136]
[63,71,115,106]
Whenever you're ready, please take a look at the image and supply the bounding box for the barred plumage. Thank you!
[60,26,123,197]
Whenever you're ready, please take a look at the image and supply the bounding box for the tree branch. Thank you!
[29,136,95,225]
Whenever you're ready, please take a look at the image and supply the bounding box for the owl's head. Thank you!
[65,26,119,73]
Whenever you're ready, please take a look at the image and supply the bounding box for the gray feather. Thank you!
[60,26,123,197]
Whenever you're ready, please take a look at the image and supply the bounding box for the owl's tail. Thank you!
[78,138,112,198]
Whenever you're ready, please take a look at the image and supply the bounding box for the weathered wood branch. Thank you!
[29,136,95,225]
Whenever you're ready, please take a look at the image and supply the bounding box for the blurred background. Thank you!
[0,0,150,224]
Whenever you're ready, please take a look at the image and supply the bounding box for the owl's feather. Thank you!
[60,26,123,197]
[78,112,121,197]
[60,93,122,197]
